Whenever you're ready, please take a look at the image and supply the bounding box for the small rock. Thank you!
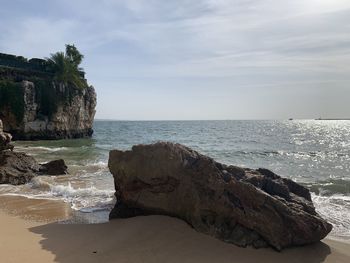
[0,119,14,151]
[39,159,68,175]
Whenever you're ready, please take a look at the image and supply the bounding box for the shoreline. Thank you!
[0,195,112,224]
[0,195,72,223]
[1,208,350,263]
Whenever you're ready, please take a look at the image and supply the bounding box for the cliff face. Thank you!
[0,49,97,140]
[0,80,96,140]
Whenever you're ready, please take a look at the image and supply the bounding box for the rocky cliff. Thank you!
[108,142,332,251]
[1,80,96,140]
[0,67,96,140]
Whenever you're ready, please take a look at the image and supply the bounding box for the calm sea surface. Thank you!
[1,120,349,239]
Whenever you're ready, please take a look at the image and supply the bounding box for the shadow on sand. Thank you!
[30,215,333,263]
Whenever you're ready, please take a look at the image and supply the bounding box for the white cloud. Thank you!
[0,17,80,57]
[1,0,350,118]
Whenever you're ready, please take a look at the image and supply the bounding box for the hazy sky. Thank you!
[1,0,350,120]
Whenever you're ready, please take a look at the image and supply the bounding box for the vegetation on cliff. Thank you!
[46,44,87,90]
[0,44,88,122]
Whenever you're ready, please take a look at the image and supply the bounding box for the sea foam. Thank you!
[312,193,350,239]
[1,180,115,212]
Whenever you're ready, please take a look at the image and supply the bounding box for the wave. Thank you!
[312,193,350,239]
[68,161,109,179]
[234,150,280,157]
[233,150,349,159]
[66,160,107,168]
[47,182,114,211]
[15,146,69,152]
[85,160,108,169]
[3,179,115,212]
[308,179,350,195]
[0,184,21,194]
[49,182,113,199]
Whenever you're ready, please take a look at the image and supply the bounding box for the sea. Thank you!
[0,120,349,240]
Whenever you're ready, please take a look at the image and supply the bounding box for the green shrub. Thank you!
[46,44,87,90]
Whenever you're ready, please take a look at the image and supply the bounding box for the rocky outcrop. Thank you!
[0,150,40,185]
[0,119,13,151]
[1,80,96,140]
[108,142,332,251]
[0,119,68,184]
[0,151,68,185]
[39,159,68,175]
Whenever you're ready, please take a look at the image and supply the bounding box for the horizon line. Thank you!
[94,118,350,122]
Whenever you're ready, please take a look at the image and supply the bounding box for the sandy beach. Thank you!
[2,0,350,260]
[0,208,349,263]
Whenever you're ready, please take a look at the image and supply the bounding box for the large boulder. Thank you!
[108,142,332,251]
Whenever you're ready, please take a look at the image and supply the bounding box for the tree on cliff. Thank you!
[66,44,84,67]
[46,45,86,89]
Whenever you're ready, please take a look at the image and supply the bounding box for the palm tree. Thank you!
[46,45,86,89]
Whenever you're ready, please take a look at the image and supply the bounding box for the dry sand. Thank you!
[0,209,349,263]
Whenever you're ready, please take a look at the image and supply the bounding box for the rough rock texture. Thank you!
[0,119,13,151]
[0,119,68,184]
[0,151,68,185]
[108,142,332,251]
[1,81,96,140]
[0,150,40,185]
[39,159,68,175]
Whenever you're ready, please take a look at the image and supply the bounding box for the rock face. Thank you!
[108,142,332,251]
[0,150,40,185]
[0,119,68,184]
[39,159,68,175]
[0,151,68,185]
[0,119,13,151]
[1,80,96,140]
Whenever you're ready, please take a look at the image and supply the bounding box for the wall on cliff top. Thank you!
[0,67,96,140]
[0,52,52,73]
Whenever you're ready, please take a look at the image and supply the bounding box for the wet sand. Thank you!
[0,195,72,222]
[1,209,350,263]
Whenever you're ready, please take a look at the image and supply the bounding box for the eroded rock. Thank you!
[0,151,68,185]
[39,159,68,175]
[0,151,39,185]
[1,81,96,140]
[108,142,332,251]
[0,119,13,151]
[0,119,68,184]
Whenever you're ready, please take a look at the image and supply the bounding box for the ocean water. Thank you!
[1,120,349,239]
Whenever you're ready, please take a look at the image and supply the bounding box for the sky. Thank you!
[1,0,350,120]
